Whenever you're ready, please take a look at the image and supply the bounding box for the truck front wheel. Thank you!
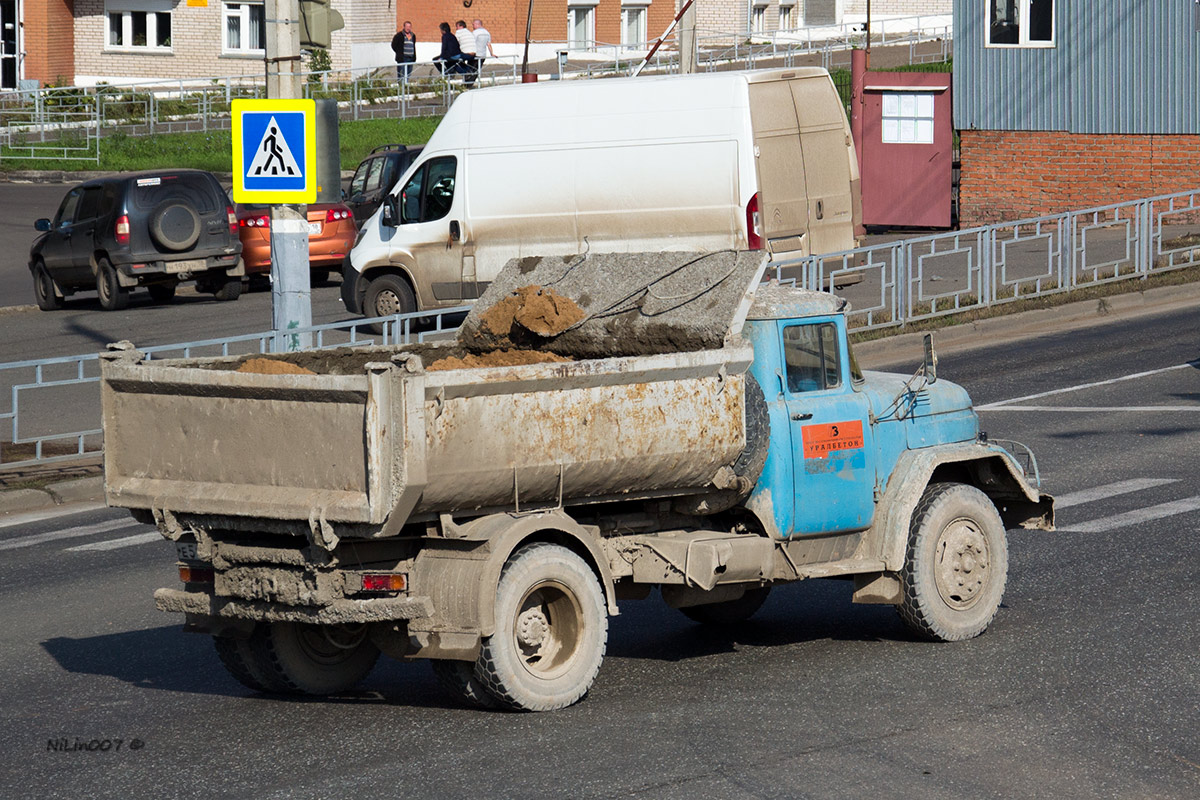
[474,543,608,711]
[247,622,380,695]
[898,483,1008,642]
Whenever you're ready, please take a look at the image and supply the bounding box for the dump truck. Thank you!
[101,251,1053,711]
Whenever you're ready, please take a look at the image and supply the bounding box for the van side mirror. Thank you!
[35,218,51,231]
[922,333,938,384]
[381,196,398,228]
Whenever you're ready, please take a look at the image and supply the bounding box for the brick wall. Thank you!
[844,1,951,13]
[24,0,76,85]
[958,130,1200,225]
[397,0,672,47]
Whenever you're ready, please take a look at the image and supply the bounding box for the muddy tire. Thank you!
[96,258,128,311]
[431,660,500,709]
[897,483,1008,642]
[245,622,379,695]
[363,273,416,335]
[474,543,608,712]
[32,262,62,311]
[678,585,771,626]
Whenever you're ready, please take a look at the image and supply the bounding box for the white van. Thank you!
[343,67,860,318]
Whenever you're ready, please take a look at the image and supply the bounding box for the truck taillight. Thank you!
[746,193,763,250]
[325,207,351,223]
[179,566,214,583]
[115,215,131,245]
[227,205,237,235]
[362,573,407,592]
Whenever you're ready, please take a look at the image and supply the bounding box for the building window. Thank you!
[779,3,795,31]
[224,2,266,54]
[881,92,935,144]
[106,1,172,50]
[751,4,767,34]
[621,5,648,46]
[987,0,1054,47]
[568,4,596,49]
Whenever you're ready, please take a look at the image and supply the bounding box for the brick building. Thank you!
[953,0,1200,224]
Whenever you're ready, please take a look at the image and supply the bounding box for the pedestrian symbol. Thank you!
[248,117,301,177]
[231,99,317,203]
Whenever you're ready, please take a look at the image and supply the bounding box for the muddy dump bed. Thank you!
[102,251,767,533]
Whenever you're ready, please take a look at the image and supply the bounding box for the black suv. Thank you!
[30,170,244,311]
[345,144,423,228]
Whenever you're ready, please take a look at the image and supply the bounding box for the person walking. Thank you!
[472,19,495,80]
[454,19,478,86]
[391,20,417,81]
[434,21,464,77]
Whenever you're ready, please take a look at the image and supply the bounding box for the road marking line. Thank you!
[977,362,1195,410]
[1059,496,1200,533]
[0,518,133,551]
[1054,479,1179,509]
[980,405,1200,412]
[65,532,162,552]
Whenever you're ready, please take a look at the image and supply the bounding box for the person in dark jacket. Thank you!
[434,21,465,76]
[391,21,417,81]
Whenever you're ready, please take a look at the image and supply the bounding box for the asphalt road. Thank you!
[0,182,72,309]
[0,304,1197,799]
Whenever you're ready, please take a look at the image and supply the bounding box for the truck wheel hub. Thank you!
[517,608,550,648]
[934,519,989,610]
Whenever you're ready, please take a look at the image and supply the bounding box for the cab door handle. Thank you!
[791,412,813,421]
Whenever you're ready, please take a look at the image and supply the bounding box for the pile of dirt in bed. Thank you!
[427,349,573,371]
[235,358,317,376]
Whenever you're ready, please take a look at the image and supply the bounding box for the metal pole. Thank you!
[265,0,311,352]
[521,0,535,77]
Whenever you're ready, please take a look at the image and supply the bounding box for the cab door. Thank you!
[392,153,465,305]
[780,318,877,535]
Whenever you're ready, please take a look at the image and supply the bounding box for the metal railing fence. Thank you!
[3,189,1196,471]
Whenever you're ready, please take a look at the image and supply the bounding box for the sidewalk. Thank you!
[3,277,1197,519]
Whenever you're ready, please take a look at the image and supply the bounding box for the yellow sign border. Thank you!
[231,98,317,204]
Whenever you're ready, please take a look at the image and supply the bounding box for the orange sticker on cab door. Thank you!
[802,420,864,458]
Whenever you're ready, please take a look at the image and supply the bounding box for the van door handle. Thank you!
[449,220,461,242]
[791,412,813,421]
[815,200,824,220]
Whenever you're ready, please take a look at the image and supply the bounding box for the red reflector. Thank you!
[115,214,131,245]
[179,566,214,583]
[746,192,762,251]
[362,573,407,592]
[227,205,238,235]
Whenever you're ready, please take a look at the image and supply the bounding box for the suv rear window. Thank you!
[130,174,221,214]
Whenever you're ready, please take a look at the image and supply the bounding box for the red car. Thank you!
[236,203,356,284]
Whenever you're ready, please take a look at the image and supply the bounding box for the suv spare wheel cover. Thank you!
[150,201,202,251]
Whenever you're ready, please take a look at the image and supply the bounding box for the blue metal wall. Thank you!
[954,0,1200,133]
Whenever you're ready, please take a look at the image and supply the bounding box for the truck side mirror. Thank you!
[381,195,399,228]
[35,218,51,231]
[922,333,938,384]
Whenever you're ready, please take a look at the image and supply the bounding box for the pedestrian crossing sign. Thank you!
[231,99,317,203]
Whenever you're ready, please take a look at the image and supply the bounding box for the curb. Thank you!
[0,488,57,515]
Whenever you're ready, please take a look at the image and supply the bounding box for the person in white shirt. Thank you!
[454,20,478,86]
[472,18,495,79]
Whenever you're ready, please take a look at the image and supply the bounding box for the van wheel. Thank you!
[474,543,608,711]
[363,274,416,334]
[897,483,1008,642]
[96,258,129,311]
[213,276,242,302]
[32,262,63,310]
[431,660,500,709]
[678,586,771,626]
[147,283,176,304]
[245,622,379,695]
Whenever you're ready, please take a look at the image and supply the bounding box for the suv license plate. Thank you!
[166,258,206,274]
[308,221,322,235]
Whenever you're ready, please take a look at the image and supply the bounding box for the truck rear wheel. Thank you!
[247,622,379,695]
[474,543,608,711]
[678,585,771,626]
[213,632,287,693]
[431,660,500,709]
[898,483,1008,642]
